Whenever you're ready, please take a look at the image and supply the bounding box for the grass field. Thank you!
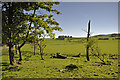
[1,38,119,78]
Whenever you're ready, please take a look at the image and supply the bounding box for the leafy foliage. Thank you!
[2,2,62,64]
[2,2,62,45]
[83,38,97,48]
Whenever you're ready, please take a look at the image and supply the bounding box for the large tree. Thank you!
[2,2,62,65]
[2,2,29,65]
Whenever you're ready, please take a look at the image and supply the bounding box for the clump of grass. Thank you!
[65,64,78,70]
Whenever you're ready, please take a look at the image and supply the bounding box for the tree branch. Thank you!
[19,7,36,48]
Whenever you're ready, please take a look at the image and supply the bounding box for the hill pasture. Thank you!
[2,37,119,79]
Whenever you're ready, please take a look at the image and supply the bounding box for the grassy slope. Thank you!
[2,39,119,78]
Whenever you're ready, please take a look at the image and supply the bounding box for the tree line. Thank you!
[58,36,72,39]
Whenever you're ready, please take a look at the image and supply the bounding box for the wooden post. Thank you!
[86,20,90,61]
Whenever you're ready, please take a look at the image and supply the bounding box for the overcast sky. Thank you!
[53,2,118,37]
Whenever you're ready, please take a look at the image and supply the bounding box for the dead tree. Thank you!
[50,53,67,59]
[56,53,67,59]
[50,54,56,58]
[86,20,91,61]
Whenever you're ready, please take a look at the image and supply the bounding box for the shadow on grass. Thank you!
[2,66,22,72]
[2,62,22,72]
[2,62,9,67]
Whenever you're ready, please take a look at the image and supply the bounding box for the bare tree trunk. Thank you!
[8,2,14,65]
[86,20,90,61]
[40,45,44,60]
[34,41,36,55]
[38,43,44,60]
[15,44,18,55]
[18,46,22,61]
[9,45,14,65]
[86,46,90,61]
[40,51,44,60]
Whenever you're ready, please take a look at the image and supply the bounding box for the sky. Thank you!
[52,2,118,38]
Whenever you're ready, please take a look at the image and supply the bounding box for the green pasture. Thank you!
[1,38,119,78]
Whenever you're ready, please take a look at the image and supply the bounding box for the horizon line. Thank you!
[55,32,119,38]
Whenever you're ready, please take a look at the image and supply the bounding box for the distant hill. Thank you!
[57,33,120,40]
[92,33,120,38]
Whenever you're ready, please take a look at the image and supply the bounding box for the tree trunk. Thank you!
[17,8,36,61]
[86,46,90,61]
[34,41,36,55]
[40,52,44,60]
[86,20,90,61]
[18,47,22,61]
[15,44,18,55]
[8,2,14,65]
[9,45,14,65]
[40,45,44,60]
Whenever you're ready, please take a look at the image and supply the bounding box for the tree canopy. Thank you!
[2,2,62,65]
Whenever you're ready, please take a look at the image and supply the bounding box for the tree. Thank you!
[86,20,90,61]
[37,35,46,60]
[2,2,62,65]
[2,2,29,65]
[18,2,62,61]
[83,20,107,63]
